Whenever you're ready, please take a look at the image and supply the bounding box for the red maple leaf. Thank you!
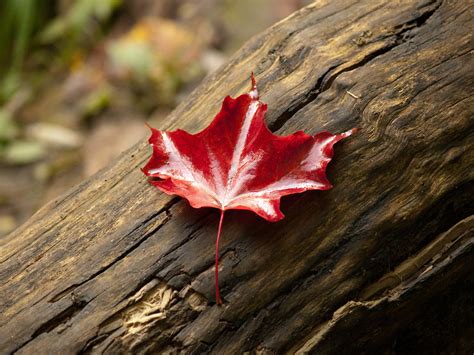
[142,74,355,304]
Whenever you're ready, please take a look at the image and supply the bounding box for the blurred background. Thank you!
[0,0,310,238]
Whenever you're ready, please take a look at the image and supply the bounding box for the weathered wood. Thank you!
[1,0,473,353]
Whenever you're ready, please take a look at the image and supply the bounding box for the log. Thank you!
[1,0,473,353]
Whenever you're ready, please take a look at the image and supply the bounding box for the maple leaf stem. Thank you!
[215,209,225,305]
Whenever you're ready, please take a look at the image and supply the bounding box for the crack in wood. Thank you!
[80,280,210,354]
[295,220,473,353]
[269,0,443,133]
[361,216,474,299]
[11,298,88,354]
[48,199,177,304]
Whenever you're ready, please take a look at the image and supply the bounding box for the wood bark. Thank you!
[1,0,473,353]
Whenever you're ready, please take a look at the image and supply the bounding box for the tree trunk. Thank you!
[1,0,473,353]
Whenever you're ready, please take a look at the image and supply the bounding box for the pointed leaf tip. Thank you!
[249,72,258,99]
[344,127,358,138]
[251,72,256,88]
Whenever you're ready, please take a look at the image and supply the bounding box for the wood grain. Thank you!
[1,0,473,353]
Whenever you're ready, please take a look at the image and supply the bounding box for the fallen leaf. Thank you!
[143,74,355,304]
